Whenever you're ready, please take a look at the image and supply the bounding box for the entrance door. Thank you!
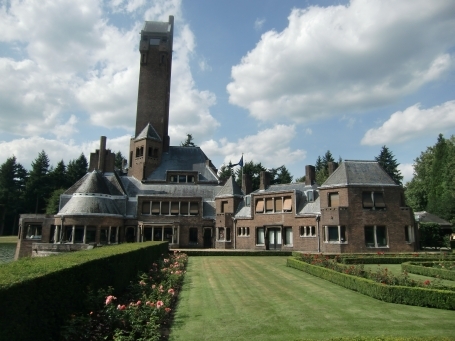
[268,228,282,250]
[203,228,212,248]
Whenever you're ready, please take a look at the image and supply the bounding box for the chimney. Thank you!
[305,165,315,186]
[328,162,338,176]
[259,171,271,190]
[98,136,107,172]
[242,174,252,195]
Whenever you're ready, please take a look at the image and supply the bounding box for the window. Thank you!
[86,227,96,244]
[274,198,283,212]
[148,147,152,157]
[365,226,388,247]
[178,175,186,183]
[324,225,346,243]
[362,192,386,210]
[170,175,178,183]
[218,227,225,241]
[238,227,250,236]
[307,190,314,202]
[189,228,198,244]
[129,151,133,167]
[284,227,293,246]
[255,199,264,213]
[221,201,228,213]
[25,224,42,239]
[328,193,339,207]
[300,226,316,237]
[283,197,292,212]
[142,201,150,214]
[405,225,414,243]
[226,228,231,241]
[150,38,160,45]
[265,198,273,212]
[110,227,117,243]
[188,175,195,183]
[161,202,170,215]
[170,202,179,215]
[180,202,189,215]
[245,196,251,207]
[190,202,199,215]
[151,202,160,215]
[257,227,265,245]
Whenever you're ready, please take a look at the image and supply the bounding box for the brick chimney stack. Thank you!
[305,165,315,186]
[259,171,271,190]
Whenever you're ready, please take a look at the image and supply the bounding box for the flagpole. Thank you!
[241,153,244,191]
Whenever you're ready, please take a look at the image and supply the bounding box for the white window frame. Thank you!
[324,225,347,243]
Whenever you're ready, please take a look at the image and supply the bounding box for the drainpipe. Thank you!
[232,217,237,250]
[316,214,321,253]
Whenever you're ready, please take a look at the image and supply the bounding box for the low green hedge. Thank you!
[183,250,292,256]
[287,257,455,310]
[296,338,455,341]
[0,242,168,341]
[402,262,455,281]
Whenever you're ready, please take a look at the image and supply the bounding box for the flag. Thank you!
[238,155,243,167]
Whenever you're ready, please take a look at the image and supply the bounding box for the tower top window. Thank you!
[150,38,160,45]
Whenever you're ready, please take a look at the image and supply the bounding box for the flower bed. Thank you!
[61,251,188,340]
[287,255,455,310]
[402,261,455,281]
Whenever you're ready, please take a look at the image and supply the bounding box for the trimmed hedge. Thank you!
[287,257,455,310]
[295,338,455,341]
[182,250,292,256]
[0,242,168,341]
[402,261,455,281]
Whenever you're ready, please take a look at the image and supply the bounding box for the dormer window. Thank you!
[363,191,386,210]
[245,196,250,207]
[307,190,314,202]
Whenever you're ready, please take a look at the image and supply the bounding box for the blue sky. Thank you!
[0,0,454,183]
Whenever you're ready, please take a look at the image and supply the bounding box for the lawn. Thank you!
[0,236,18,244]
[170,256,455,341]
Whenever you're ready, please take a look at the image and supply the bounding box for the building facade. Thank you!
[15,17,417,259]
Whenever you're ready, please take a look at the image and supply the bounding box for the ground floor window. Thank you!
[256,227,265,245]
[300,226,316,237]
[365,225,388,247]
[189,227,198,245]
[238,227,250,236]
[283,227,293,246]
[217,227,231,241]
[324,225,346,243]
[404,225,414,243]
[25,224,42,240]
[86,227,97,244]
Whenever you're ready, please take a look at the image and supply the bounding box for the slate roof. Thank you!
[145,146,219,182]
[320,160,397,188]
[203,201,216,218]
[135,123,161,142]
[75,171,111,195]
[58,195,122,216]
[234,201,251,218]
[216,176,243,197]
[414,211,452,227]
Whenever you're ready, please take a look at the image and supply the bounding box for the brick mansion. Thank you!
[15,16,417,258]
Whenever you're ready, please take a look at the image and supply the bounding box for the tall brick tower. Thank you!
[128,16,174,180]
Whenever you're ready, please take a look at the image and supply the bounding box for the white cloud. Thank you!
[361,101,455,145]
[227,1,455,123]
[254,18,265,31]
[399,163,414,185]
[305,128,312,135]
[200,125,306,169]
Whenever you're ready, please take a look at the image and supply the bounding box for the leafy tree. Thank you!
[270,165,293,185]
[46,188,66,215]
[294,175,306,183]
[375,145,403,185]
[0,156,27,235]
[114,151,126,171]
[405,134,455,223]
[235,161,266,191]
[218,162,235,183]
[419,222,443,249]
[180,134,196,147]
[66,153,88,186]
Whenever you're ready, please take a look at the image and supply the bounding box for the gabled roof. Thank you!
[216,176,243,197]
[414,211,452,227]
[320,160,397,188]
[135,123,161,142]
[145,146,219,182]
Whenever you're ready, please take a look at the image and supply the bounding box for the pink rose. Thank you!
[156,300,164,309]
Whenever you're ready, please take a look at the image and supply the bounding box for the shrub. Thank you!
[0,242,168,341]
[402,261,455,281]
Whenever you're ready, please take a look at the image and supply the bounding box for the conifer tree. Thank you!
[66,153,88,186]
[24,150,51,213]
[375,145,403,185]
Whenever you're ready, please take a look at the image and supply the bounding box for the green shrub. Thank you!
[402,261,455,281]
[287,257,455,310]
[184,250,292,256]
[0,242,168,341]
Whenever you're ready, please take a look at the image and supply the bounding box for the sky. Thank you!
[0,0,454,183]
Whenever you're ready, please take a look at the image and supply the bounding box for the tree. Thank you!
[46,188,65,215]
[218,162,235,183]
[66,153,88,186]
[270,165,293,185]
[0,156,27,235]
[115,151,126,171]
[24,150,51,214]
[235,161,266,191]
[315,150,337,185]
[375,145,403,185]
[294,175,306,183]
[180,134,196,147]
[49,160,66,191]
[419,222,443,249]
